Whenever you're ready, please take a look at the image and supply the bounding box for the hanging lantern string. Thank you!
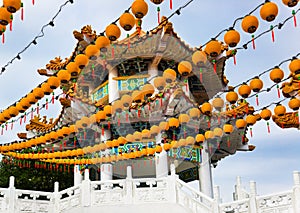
[202,7,300,49]
[236,8,300,51]
[215,52,300,97]
[0,0,75,76]
[0,93,64,131]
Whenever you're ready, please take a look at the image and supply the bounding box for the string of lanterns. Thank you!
[0,0,74,74]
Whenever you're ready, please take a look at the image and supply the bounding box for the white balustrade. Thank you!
[0,171,299,212]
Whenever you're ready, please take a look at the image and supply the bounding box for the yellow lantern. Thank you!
[117,137,127,145]
[168,118,179,129]
[3,0,21,13]
[27,93,37,105]
[85,45,99,60]
[61,126,71,137]
[185,136,195,145]
[260,2,278,22]
[132,90,144,103]
[274,104,286,116]
[159,121,169,131]
[41,83,53,95]
[32,87,44,100]
[270,67,284,83]
[119,12,136,31]
[131,0,148,18]
[260,108,272,120]
[238,83,251,98]
[105,24,121,41]
[195,134,205,143]
[154,76,166,91]
[289,58,300,74]
[49,131,58,141]
[147,147,155,156]
[57,69,71,84]
[226,90,238,104]
[249,77,263,92]
[163,143,171,151]
[163,68,177,83]
[95,35,110,52]
[241,15,259,33]
[205,39,222,57]
[96,110,106,122]
[224,28,240,47]
[142,84,155,97]
[74,54,89,69]
[213,128,223,137]
[112,139,119,148]
[235,119,247,129]
[75,120,84,131]
[133,131,142,141]
[282,0,298,7]
[81,116,91,127]
[47,76,60,89]
[201,102,212,115]
[126,134,134,143]
[192,50,207,67]
[121,94,132,107]
[246,115,257,125]
[8,106,18,117]
[150,125,160,136]
[104,105,112,117]
[212,96,224,111]
[66,62,80,77]
[223,124,234,134]
[204,131,214,139]
[179,114,190,124]
[189,108,200,119]
[0,7,12,25]
[112,100,123,113]
[288,97,300,110]
[178,61,192,76]
[141,129,150,139]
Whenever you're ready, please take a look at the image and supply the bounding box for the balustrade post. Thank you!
[213,186,221,213]
[53,182,60,213]
[8,176,15,213]
[81,169,91,207]
[249,181,257,213]
[167,164,177,203]
[125,166,133,204]
[293,171,300,213]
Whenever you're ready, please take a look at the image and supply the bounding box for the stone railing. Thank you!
[0,169,299,213]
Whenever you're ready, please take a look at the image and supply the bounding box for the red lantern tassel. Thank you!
[126,112,129,122]
[213,60,217,73]
[252,35,256,50]
[84,131,86,140]
[11,121,14,130]
[292,10,297,27]
[24,113,26,123]
[271,26,275,42]
[118,118,120,126]
[160,98,163,107]
[1,126,3,135]
[267,122,270,133]
[108,121,110,129]
[256,95,259,106]
[21,6,24,21]
[111,46,115,58]
[277,85,280,98]
[20,117,22,125]
[227,136,230,147]
[250,127,253,137]
[37,103,39,115]
[74,138,76,148]
[52,93,55,104]
[233,55,236,65]
[2,33,4,44]
[31,108,34,119]
[102,126,104,136]
[157,7,160,24]
[32,0,35,5]
[46,99,48,110]
[5,123,8,131]
[9,20,12,31]
[170,0,173,9]
[200,68,203,82]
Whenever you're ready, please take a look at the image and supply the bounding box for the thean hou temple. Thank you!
[0,0,299,212]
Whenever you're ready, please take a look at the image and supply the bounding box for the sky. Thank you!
[0,0,299,202]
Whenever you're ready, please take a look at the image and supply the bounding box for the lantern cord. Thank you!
[0,0,74,76]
